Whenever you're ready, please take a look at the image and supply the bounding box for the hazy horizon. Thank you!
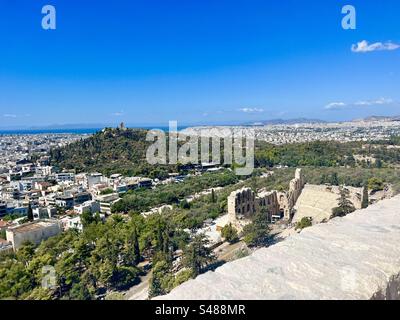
[2,114,400,131]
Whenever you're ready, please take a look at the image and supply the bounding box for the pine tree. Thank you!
[221,223,239,244]
[183,233,216,276]
[331,187,356,218]
[149,260,170,298]
[243,209,271,247]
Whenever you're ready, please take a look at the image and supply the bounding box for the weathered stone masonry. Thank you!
[227,169,305,224]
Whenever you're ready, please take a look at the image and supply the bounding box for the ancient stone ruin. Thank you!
[277,168,305,220]
[227,168,305,227]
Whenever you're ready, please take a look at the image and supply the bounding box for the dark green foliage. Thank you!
[149,260,171,298]
[50,128,174,179]
[255,139,400,169]
[17,241,35,266]
[18,218,30,225]
[323,172,339,185]
[27,203,33,222]
[80,211,101,227]
[110,266,141,291]
[243,210,271,247]
[0,258,35,299]
[112,170,239,214]
[302,167,400,194]
[255,141,356,167]
[179,200,191,209]
[68,282,93,300]
[0,214,168,300]
[361,185,369,209]
[211,189,216,203]
[368,177,385,192]
[331,187,356,218]
[221,223,239,244]
[148,258,194,298]
[100,188,114,195]
[295,217,313,230]
[2,214,20,221]
[183,233,216,277]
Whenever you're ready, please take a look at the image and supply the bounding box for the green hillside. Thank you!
[50,127,176,178]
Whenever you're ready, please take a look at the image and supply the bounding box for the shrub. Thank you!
[295,217,313,230]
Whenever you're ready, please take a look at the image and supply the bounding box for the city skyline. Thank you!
[1,0,400,128]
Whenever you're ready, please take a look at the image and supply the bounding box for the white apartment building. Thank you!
[6,220,62,251]
[87,173,105,189]
[32,206,57,220]
[61,216,83,232]
[95,193,120,215]
[56,172,75,183]
[74,200,101,215]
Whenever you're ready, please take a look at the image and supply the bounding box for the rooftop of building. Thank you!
[0,220,10,228]
[8,220,59,234]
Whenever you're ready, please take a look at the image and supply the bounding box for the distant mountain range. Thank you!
[244,115,400,126]
[353,115,400,122]
[243,118,328,126]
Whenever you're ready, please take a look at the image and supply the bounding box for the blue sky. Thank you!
[0,0,399,128]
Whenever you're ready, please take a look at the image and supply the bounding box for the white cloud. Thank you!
[3,114,17,118]
[351,40,400,53]
[324,102,346,110]
[354,98,393,106]
[111,111,124,116]
[238,108,264,113]
[325,98,395,110]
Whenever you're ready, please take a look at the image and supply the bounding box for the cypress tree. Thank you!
[361,185,369,209]
[133,228,140,265]
[27,203,34,221]
[211,189,216,203]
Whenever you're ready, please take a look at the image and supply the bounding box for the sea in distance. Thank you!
[0,126,189,135]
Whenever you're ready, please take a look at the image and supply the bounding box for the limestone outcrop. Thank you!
[292,184,363,224]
